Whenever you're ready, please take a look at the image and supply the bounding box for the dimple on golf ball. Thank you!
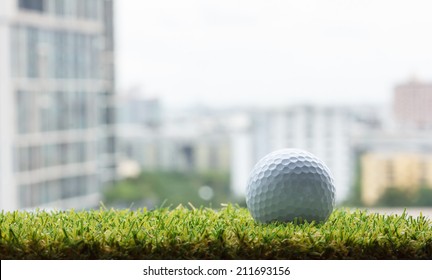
[246,149,335,223]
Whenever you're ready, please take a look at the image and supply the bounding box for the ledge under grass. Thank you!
[1,205,431,259]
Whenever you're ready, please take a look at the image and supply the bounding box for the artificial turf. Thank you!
[0,205,431,259]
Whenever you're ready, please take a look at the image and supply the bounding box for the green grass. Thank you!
[1,205,431,259]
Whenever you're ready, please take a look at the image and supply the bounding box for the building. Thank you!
[394,78,432,130]
[229,104,387,201]
[236,106,353,201]
[116,91,162,128]
[361,152,432,206]
[0,0,116,210]
[352,129,432,206]
[116,102,233,177]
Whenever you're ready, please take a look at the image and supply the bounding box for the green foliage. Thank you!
[376,186,432,207]
[417,186,432,206]
[375,187,412,207]
[1,206,431,259]
[103,171,233,208]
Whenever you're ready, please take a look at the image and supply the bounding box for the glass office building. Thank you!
[0,0,116,210]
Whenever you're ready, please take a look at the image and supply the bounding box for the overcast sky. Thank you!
[116,0,432,108]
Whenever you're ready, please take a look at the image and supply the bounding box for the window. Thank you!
[18,147,30,172]
[78,142,86,162]
[77,176,87,196]
[27,27,39,78]
[30,146,41,170]
[46,180,60,202]
[19,184,31,208]
[101,106,115,125]
[19,0,44,13]
[10,26,19,77]
[55,0,65,16]
[61,177,80,199]
[59,143,68,164]
[43,144,57,167]
[16,90,32,134]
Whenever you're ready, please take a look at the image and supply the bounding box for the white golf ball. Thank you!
[246,149,335,223]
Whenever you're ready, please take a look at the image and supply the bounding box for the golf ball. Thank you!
[246,149,335,223]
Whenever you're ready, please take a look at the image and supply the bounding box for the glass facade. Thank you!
[15,89,97,134]
[16,141,90,172]
[19,0,102,21]
[19,0,44,12]
[11,0,116,209]
[11,25,102,80]
[19,174,97,208]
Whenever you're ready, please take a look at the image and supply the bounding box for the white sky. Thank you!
[116,0,432,108]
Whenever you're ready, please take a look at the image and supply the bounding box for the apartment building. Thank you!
[0,0,116,210]
[394,78,432,130]
[361,152,432,206]
[237,106,354,202]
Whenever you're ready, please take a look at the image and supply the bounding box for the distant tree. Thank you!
[413,186,432,206]
[103,171,233,209]
[375,187,413,207]
[375,185,432,207]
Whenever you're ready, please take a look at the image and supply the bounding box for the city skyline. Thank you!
[116,0,432,109]
[1,0,432,211]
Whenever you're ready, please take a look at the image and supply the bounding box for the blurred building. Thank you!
[352,129,432,206]
[116,101,234,177]
[0,0,116,210]
[243,105,353,202]
[116,101,385,202]
[361,151,432,206]
[117,91,162,128]
[394,78,432,130]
